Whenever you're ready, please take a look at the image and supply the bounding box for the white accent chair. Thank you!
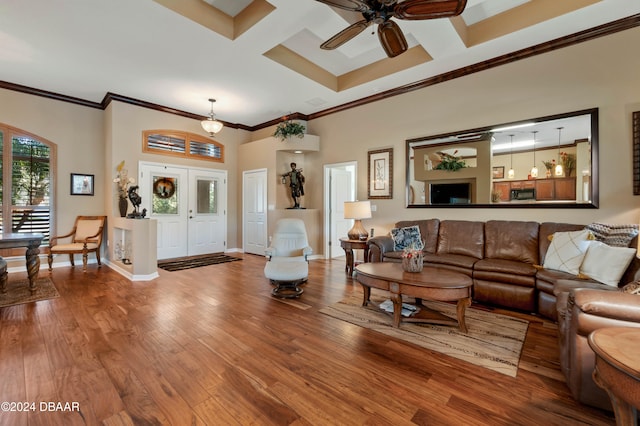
[264,218,312,298]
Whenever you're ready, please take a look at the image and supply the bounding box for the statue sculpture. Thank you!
[127,185,147,219]
[282,162,305,209]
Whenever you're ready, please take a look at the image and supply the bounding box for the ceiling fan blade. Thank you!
[378,20,407,58]
[394,0,467,20]
[321,20,371,50]
[313,0,369,12]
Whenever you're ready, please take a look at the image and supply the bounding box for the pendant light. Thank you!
[201,98,223,136]
[507,134,515,179]
[530,131,538,178]
[555,127,564,176]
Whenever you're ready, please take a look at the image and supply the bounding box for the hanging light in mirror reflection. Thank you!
[530,131,538,178]
[555,127,564,176]
[508,134,515,179]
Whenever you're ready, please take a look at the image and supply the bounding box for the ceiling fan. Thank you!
[315,0,467,58]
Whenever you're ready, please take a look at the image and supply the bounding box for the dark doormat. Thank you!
[157,253,242,272]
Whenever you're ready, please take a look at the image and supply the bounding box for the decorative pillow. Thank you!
[391,225,424,251]
[622,282,640,295]
[543,229,592,275]
[585,223,639,247]
[579,241,636,287]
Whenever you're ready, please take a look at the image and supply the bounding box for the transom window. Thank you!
[0,124,56,248]
[143,130,224,163]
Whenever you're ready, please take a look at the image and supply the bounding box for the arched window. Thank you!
[0,124,56,250]
[143,130,224,163]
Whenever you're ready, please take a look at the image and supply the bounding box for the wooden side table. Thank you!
[339,238,369,277]
[588,327,640,425]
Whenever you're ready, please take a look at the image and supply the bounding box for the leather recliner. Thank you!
[556,287,640,410]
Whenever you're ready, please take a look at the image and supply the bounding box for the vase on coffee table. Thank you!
[402,250,423,272]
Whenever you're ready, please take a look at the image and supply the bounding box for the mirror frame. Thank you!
[405,108,599,209]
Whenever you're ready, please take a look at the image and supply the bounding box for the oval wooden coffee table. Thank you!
[355,262,473,333]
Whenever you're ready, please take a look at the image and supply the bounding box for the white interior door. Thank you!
[324,162,356,259]
[188,169,226,256]
[243,169,267,255]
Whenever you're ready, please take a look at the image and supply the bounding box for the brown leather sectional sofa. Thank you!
[367,218,640,411]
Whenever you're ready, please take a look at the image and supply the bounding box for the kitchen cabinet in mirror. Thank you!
[406,108,598,208]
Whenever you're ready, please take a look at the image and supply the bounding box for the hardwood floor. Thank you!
[0,254,615,425]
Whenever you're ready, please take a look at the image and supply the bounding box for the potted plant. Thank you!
[273,117,306,141]
[434,150,466,171]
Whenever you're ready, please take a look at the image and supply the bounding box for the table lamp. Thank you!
[344,200,372,241]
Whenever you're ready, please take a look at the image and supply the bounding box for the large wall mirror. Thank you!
[406,108,598,208]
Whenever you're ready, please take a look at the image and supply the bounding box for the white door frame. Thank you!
[139,161,227,259]
[323,161,357,259]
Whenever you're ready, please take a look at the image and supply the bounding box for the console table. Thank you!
[0,233,44,292]
[589,327,640,425]
[339,238,369,277]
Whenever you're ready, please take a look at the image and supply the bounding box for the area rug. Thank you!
[0,277,60,308]
[320,292,529,377]
[157,253,241,272]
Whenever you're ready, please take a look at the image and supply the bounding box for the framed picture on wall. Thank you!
[492,166,505,179]
[70,173,94,196]
[368,148,393,199]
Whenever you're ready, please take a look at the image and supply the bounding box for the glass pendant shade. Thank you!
[530,166,538,178]
[201,118,223,135]
[555,163,563,176]
[508,168,515,179]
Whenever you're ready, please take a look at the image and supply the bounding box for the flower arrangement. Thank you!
[113,160,135,199]
[401,244,423,272]
[273,117,306,141]
[541,159,557,171]
[434,150,466,171]
[560,152,575,176]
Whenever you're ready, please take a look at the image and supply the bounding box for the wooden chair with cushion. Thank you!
[48,215,106,271]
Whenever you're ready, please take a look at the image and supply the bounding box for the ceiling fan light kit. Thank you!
[316,0,467,58]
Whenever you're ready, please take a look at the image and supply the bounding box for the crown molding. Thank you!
[1,14,638,132]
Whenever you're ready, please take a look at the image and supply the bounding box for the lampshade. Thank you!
[344,200,372,241]
[344,201,372,220]
[201,98,223,136]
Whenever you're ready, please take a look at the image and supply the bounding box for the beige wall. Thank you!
[298,27,640,242]
[105,101,249,257]
[0,27,639,264]
[0,88,105,241]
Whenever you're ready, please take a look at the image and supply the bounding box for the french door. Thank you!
[139,162,226,260]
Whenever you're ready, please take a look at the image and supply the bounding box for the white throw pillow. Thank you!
[543,229,592,275]
[579,241,636,287]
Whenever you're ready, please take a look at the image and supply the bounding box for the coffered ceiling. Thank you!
[0,0,638,129]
